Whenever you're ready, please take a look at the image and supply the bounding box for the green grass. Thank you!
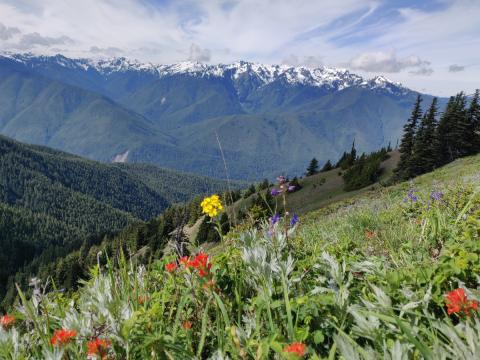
[233,151,399,216]
[1,153,479,359]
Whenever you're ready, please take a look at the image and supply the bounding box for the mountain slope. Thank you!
[0,135,234,301]
[0,53,446,179]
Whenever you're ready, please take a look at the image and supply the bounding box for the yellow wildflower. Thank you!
[201,195,223,218]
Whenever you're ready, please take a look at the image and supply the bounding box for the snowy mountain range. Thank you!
[1,53,409,94]
[0,53,437,179]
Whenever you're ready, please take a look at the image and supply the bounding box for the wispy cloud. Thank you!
[448,64,465,72]
[349,51,432,73]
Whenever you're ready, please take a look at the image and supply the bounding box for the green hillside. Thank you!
[1,151,479,358]
[0,135,233,302]
[0,55,447,180]
[231,150,399,216]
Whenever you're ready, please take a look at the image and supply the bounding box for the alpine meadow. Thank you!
[0,1,480,359]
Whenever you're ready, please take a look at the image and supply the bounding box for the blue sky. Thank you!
[0,0,478,95]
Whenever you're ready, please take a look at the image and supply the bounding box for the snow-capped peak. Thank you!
[0,52,409,95]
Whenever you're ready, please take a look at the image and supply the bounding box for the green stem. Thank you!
[281,273,294,340]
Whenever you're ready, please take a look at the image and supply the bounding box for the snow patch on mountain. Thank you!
[0,52,410,95]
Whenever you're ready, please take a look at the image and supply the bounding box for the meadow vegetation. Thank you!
[1,153,479,359]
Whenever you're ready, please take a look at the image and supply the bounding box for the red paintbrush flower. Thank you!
[51,329,77,346]
[0,314,15,329]
[445,288,479,316]
[182,321,192,330]
[179,256,189,267]
[283,342,306,357]
[87,338,111,359]
[165,262,177,273]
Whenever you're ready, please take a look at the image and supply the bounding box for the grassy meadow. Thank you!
[1,153,479,359]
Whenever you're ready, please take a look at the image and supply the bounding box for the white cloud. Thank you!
[0,0,478,95]
[187,43,211,62]
[282,54,323,68]
[0,22,20,40]
[18,32,74,47]
[448,64,465,72]
[349,51,431,73]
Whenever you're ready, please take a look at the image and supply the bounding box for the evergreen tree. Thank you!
[411,98,438,175]
[321,160,333,172]
[395,95,422,180]
[243,184,256,199]
[257,179,270,191]
[306,158,319,176]
[436,93,469,164]
[467,89,480,153]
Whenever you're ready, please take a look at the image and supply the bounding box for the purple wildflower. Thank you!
[271,188,280,196]
[290,214,299,227]
[270,213,281,226]
[277,176,286,185]
[430,191,443,201]
[288,185,296,192]
[405,189,418,202]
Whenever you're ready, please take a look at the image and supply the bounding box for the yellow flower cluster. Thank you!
[200,194,223,218]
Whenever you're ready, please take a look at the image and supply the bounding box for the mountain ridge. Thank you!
[0,52,410,96]
[0,52,444,180]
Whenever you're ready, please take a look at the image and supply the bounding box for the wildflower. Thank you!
[182,321,192,330]
[364,230,377,239]
[138,295,149,305]
[445,288,479,316]
[283,342,306,357]
[165,262,177,273]
[50,329,77,346]
[271,188,280,196]
[187,252,212,277]
[277,176,286,185]
[288,185,296,192]
[0,314,14,329]
[87,338,111,359]
[270,213,281,225]
[430,191,443,201]
[405,189,418,202]
[200,195,223,218]
[179,256,189,267]
[203,278,216,288]
[290,214,299,227]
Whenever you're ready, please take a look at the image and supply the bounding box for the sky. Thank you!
[0,0,479,96]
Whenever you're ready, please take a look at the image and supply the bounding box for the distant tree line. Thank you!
[395,90,480,180]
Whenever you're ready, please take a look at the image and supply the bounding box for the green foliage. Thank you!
[243,184,257,199]
[2,154,480,358]
[396,90,480,181]
[0,136,232,305]
[395,94,423,180]
[321,159,333,172]
[306,158,319,176]
[342,148,389,191]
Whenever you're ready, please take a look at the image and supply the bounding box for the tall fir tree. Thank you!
[306,158,319,176]
[436,93,470,164]
[467,89,480,153]
[411,98,438,175]
[321,159,333,172]
[395,95,422,180]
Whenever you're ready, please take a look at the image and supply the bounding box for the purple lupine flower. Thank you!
[405,189,418,202]
[277,176,286,185]
[430,191,443,201]
[271,188,280,196]
[288,185,296,192]
[290,214,299,227]
[270,213,281,225]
